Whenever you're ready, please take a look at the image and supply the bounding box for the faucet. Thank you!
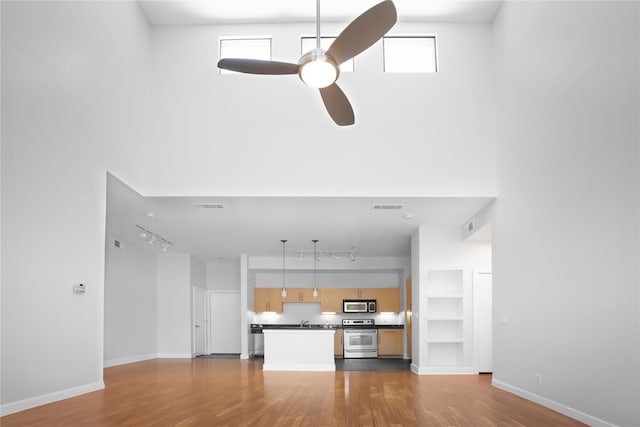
[300,320,310,327]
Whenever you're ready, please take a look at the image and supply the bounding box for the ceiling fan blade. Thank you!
[319,83,355,126]
[217,58,299,75]
[327,0,397,66]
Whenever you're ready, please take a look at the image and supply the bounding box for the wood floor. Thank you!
[1,358,586,426]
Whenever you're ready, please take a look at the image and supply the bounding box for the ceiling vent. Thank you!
[373,204,404,210]
[192,203,225,209]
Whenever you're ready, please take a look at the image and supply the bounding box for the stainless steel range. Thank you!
[342,319,378,359]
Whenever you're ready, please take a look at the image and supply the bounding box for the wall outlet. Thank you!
[535,373,542,385]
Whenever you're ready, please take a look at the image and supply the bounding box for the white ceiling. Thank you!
[108,176,493,261]
[137,0,503,25]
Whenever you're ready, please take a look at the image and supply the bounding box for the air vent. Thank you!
[373,204,404,210]
[192,203,225,209]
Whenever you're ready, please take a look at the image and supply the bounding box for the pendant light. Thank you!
[281,239,288,298]
[312,239,319,298]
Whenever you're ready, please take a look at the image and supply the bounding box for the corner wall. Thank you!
[493,2,639,425]
[0,0,151,415]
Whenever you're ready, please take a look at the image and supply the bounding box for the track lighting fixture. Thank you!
[297,246,356,262]
[136,225,174,252]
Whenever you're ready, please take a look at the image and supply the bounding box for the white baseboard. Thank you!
[240,353,250,360]
[104,353,157,368]
[410,364,477,375]
[492,379,616,427]
[0,381,104,417]
[156,353,192,359]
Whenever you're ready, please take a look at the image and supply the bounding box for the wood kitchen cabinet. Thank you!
[320,288,342,313]
[253,288,283,313]
[378,329,403,357]
[347,288,377,300]
[334,329,343,358]
[375,288,401,313]
[282,288,315,303]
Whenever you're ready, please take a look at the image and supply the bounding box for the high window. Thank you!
[219,37,271,74]
[383,36,438,73]
[301,37,354,72]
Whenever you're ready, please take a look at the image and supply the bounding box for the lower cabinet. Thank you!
[334,329,343,358]
[378,329,403,357]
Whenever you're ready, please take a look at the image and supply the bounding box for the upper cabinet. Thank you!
[319,288,343,313]
[254,287,402,313]
[254,288,283,313]
[282,287,315,303]
[344,288,378,300]
[375,288,401,313]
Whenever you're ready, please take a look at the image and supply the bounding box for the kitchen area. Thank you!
[250,283,409,371]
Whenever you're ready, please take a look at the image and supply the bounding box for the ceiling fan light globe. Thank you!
[298,49,339,88]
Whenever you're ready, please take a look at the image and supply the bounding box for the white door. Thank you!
[474,272,493,373]
[209,291,241,354]
[193,287,207,356]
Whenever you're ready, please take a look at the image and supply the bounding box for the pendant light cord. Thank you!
[316,0,320,49]
[281,239,287,297]
[312,239,319,297]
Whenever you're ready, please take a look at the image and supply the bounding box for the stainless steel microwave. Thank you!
[343,299,377,313]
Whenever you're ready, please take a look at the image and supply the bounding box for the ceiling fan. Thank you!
[217,0,397,126]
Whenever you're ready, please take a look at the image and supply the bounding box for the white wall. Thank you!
[1,0,150,413]
[253,271,402,288]
[157,253,192,357]
[190,255,206,289]
[493,2,639,426]
[207,261,240,291]
[145,21,496,197]
[104,235,157,366]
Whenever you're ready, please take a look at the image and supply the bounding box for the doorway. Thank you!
[193,287,207,356]
[474,271,492,373]
[208,291,241,354]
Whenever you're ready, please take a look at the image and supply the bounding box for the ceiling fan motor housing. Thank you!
[298,48,340,88]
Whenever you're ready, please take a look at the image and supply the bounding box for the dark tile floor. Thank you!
[335,358,411,372]
[204,355,411,371]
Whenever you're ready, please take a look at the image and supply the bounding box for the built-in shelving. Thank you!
[424,269,473,372]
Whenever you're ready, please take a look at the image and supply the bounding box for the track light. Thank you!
[135,225,174,252]
[296,246,357,262]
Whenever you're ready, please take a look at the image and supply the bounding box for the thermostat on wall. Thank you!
[73,283,86,294]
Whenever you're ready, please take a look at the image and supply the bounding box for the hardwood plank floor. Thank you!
[1,358,586,426]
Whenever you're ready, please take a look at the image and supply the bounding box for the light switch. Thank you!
[498,314,508,325]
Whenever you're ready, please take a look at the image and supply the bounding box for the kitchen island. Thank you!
[263,328,336,371]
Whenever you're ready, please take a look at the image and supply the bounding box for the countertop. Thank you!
[251,323,403,332]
